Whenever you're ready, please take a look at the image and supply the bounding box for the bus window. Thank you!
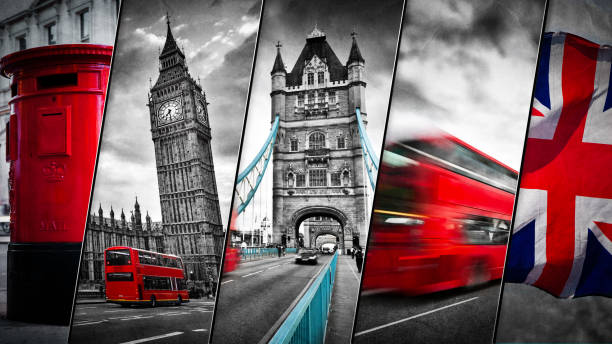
[138,251,154,265]
[461,216,510,245]
[143,276,171,290]
[106,272,134,282]
[106,249,131,265]
[177,278,187,290]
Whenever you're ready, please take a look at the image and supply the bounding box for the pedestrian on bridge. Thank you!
[351,247,355,259]
[355,246,364,273]
[277,244,281,258]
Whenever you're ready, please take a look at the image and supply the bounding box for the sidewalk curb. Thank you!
[75,299,107,305]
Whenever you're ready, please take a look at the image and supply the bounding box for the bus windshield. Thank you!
[106,249,131,266]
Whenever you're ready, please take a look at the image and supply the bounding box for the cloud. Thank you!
[238,20,259,36]
[133,27,165,46]
[392,0,545,168]
[173,23,187,32]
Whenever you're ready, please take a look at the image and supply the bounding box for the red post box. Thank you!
[1,44,112,325]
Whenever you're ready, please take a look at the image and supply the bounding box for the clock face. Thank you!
[157,98,183,125]
[196,101,207,124]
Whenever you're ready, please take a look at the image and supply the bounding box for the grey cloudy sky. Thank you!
[235,0,404,224]
[92,0,260,222]
[386,0,546,170]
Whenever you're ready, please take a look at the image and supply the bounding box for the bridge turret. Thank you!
[347,32,366,116]
[271,41,286,122]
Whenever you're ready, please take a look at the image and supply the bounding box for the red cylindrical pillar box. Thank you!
[1,44,112,325]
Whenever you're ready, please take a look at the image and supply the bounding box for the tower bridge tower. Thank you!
[271,27,368,252]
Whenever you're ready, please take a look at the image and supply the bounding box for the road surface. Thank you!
[353,281,501,344]
[70,298,214,343]
[211,254,332,343]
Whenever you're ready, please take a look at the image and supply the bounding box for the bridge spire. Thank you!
[272,41,286,74]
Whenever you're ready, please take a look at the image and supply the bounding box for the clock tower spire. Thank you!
[146,17,223,293]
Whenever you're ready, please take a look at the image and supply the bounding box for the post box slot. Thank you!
[11,83,17,97]
[37,107,71,156]
[37,73,78,90]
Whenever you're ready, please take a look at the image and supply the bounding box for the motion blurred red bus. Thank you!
[222,210,240,273]
[362,135,517,294]
[105,247,189,306]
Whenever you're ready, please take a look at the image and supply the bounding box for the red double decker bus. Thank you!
[362,134,517,294]
[105,246,189,306]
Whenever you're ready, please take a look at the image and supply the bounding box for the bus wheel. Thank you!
[465,262,488,288]
[150,296,157,308]
[177,296,182,306]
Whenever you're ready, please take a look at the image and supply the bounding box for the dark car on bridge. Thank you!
[295,248,318,265]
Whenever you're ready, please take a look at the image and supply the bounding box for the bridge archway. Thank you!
[286,206,350,252]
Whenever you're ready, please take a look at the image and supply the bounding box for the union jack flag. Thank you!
[505,32,612,298]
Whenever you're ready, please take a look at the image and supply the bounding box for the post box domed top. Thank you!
[0,44,113,78]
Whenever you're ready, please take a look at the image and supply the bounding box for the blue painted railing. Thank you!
[269,251,338,344]
[240,247,279,260]
[235,115,280,214]
[286,248,297,254]
[356,107,379,190]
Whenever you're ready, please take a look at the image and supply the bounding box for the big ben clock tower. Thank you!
[147,15,223,292]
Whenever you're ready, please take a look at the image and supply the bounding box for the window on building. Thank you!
[307,92,315,104]
[329,91,336,104]
[296,174,306,187]
[46,22,57,45]
[79,9,90,42]
[297,95,304,107]
[331,172,342,186]
[317,71,324,84]
[307,73,314,85]
[309,169,327,187]
[309,132,325,149]
[17,35,26,51]
[290,138,298,152]
[337,136,345,149]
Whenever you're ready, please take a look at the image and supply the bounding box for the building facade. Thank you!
[0,0,119,215]
[147,18,225,291]
[271,27,369,252]
[79,200,164,291]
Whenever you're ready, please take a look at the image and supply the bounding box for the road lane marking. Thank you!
[72,320,107,326]
[221,279,234,285]
[104,309,127,313]
[345,258,360,281]
[192,329,208,332]
[354,297,479,337]
[118,332,184,344]
[120,316,154,321]
[78,306,97,309]
[266,264,282,270]
[242,269,264,278]
[160,312,190,316]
